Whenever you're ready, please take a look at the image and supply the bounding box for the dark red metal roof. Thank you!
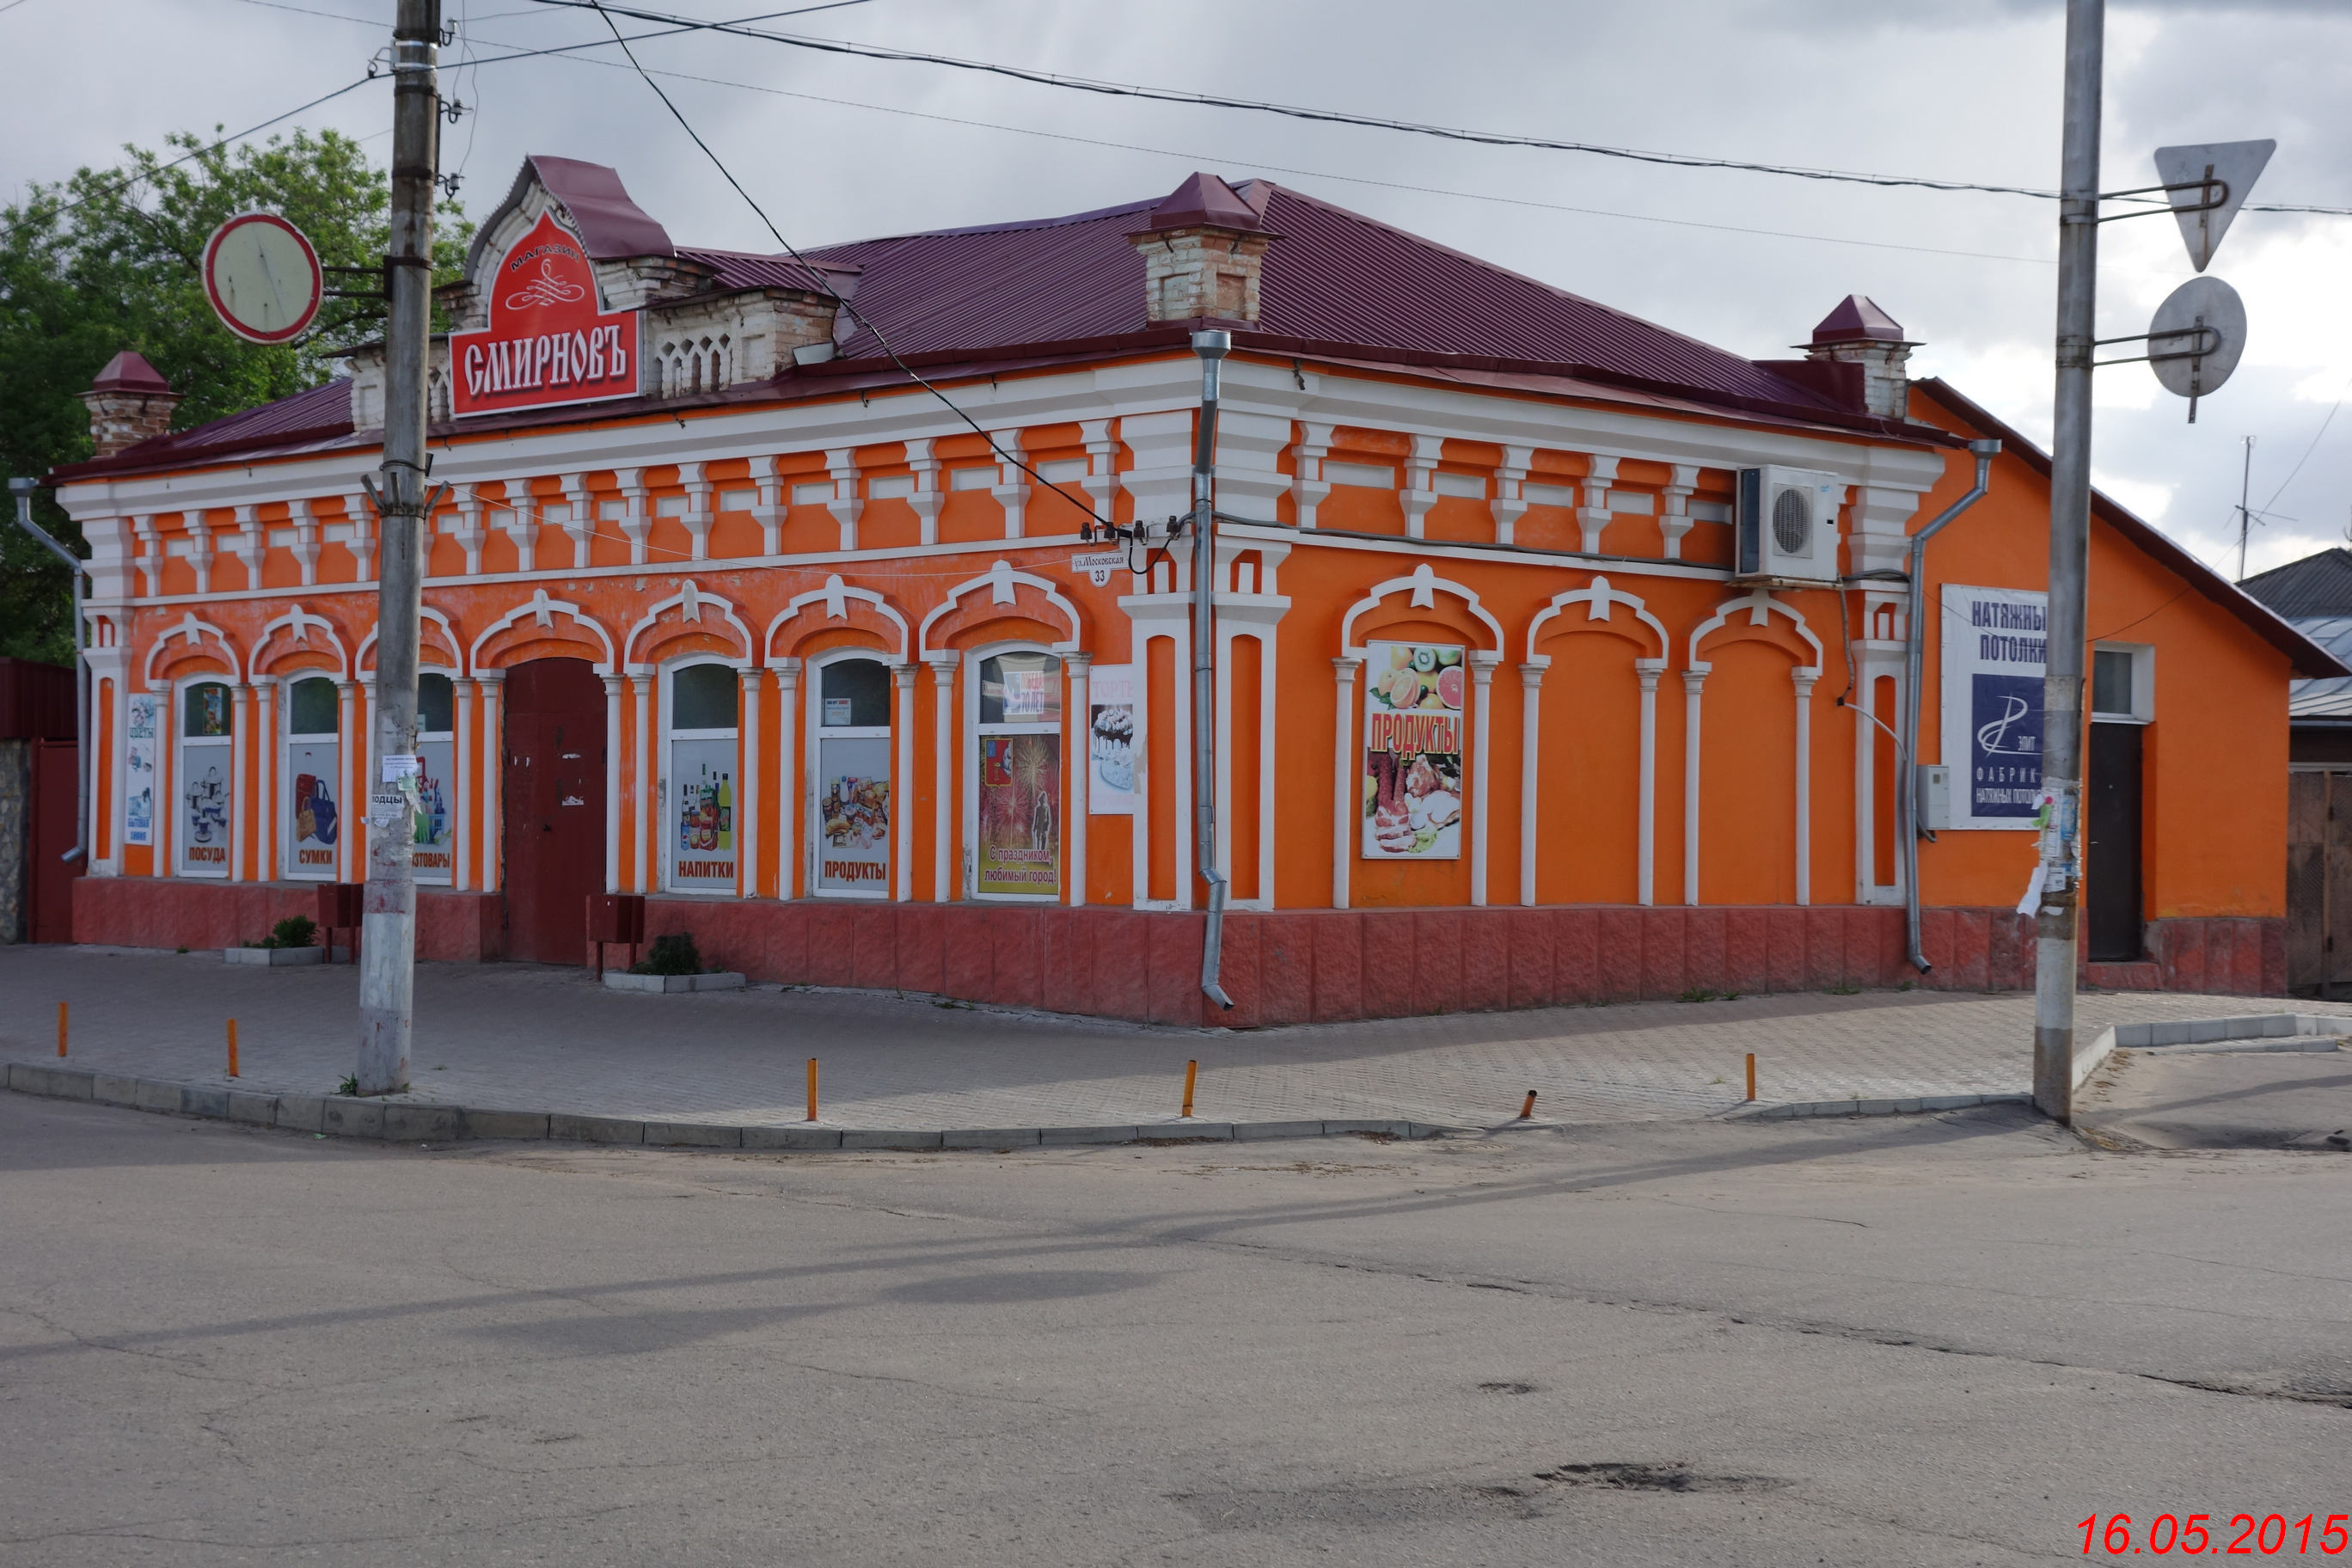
[76,378,355,472]
[1812,294,1910,345]
[526,156,673,259]
[676,247,859,297]
[1144,171,1268,233]
[90,350,173,393]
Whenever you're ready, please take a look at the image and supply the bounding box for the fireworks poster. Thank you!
[1362,640,1466,860]
[976,733,1061,895]
[1940,584,2045,830]
[125,695,156,846]
[816,736,891,892]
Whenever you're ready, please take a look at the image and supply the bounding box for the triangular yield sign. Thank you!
[2152,139,2275,272]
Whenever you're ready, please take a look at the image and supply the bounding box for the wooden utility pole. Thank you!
[357,0,442,1095]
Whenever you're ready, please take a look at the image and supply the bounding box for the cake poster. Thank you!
[1087,662,1136,816]
[1362,640,1465,860]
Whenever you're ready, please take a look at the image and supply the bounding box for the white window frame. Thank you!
[2090,641,2154,725]
[173,674,236,879]
[279,672,343,882]
[963,640,1067,903]
[660,654,744,896]
[806,647,896,901]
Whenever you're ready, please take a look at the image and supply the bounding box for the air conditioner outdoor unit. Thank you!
[1734,466,1842,585]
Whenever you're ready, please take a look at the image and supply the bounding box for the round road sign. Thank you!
[2147,275,2246,401]
[201,212,325,344]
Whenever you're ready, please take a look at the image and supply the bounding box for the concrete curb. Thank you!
[3,1063,1461,1149]
[1726,1092,2032,1121]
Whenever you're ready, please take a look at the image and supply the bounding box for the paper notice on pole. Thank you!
[381,753,420,782]
[2016,863,2047,917]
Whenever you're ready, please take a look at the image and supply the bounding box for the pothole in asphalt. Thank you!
[1172,1462,1787,1528]
[1478,1381,1537,1394]
[1535,1461,1786,1494]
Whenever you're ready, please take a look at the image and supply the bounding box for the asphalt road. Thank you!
[3,1093,2348,1566]
[2079,1042,2352,1151]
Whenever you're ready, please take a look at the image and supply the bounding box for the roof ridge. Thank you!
[802,195,1162,256]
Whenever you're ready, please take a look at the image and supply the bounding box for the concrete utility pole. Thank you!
[2036,0,2103,1122]
[357,0,442,1095]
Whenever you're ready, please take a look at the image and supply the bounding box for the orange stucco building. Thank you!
[47,159,2337,1022]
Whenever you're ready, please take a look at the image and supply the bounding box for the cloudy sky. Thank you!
[6,0,2349,579]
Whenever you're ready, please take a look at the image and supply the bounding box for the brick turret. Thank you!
[80,351,182,458]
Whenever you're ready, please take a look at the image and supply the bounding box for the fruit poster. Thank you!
[411,736,454,882]
[287,737,340,879]
[125,695,156,846]
[816,735,891,892]
[976,733,1061,895]
[670,738,737,890]
[1087,663,1136,816]
[1362,640,1466,860]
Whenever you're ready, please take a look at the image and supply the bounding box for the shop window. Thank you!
[177,680,234,877]
[971,650,1063,899]
[665,660,740,892]
[285,675,341,880]
[812,653,893,897]
[413,671,456,885]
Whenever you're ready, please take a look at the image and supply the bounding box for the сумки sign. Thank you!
[450,211,638,419]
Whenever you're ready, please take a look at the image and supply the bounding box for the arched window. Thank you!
[810,651,892,897]
[665,659,739,892]
[968,648,1063,900]
[283,675,341,880]
[176,679,234,878]
[412,672,456,885]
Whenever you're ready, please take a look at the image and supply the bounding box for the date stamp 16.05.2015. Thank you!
[2080,1513,2349,1557]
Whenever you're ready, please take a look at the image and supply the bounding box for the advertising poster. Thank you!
[1362,640,1466,860]
[409,736,455,881]
[178,684,231,875]
[1087,662,1136,816]
[287,738,340,878]
[1940,585,2046,830]
[977,734,1061,895]
[816,735,891,892]
[670,738,737,890]
[125,695,156,846]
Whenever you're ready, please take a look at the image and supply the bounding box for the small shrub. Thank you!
[631,932,703,977]
[336,1074,359,1097]
[1826,982,1862,996]
[1677,987,1720,1003]
[261,915,316,951]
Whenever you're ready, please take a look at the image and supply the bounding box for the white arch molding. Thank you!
[1518,575,1670,908]
[1332,562,1504,910]
[916,558,1082,657]
[466,587,617,673]
[251,603,350,680]
[763,573,911,665]
[1682,589,1825,908]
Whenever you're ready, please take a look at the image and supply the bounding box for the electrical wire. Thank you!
[2258,374,2352,516]
[40,74,380,218]
[581,2,1121,539]
[524,0,2352,217]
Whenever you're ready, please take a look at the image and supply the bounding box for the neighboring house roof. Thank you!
[2241,548,2352,620]
[2288,617,2352,721]
[1915,378,2348,681]
[58,171,1941,484]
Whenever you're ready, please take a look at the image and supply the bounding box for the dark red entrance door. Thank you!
[502,658,606,964]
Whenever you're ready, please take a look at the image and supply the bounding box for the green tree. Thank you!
[0,127,470,663]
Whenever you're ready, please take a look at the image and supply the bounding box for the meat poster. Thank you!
[1362,640,1465,860]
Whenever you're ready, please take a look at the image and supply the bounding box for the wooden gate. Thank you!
[2286,770,2352,997]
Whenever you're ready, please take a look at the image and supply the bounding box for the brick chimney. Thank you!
[80,351,182,458]
[1129,172,1275,326]
[1804,297,1916,420]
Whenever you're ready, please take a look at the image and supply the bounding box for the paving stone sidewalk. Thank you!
[7,946,2343,1134]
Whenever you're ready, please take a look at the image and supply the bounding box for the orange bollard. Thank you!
[805,1057,818,1123]
[57,1001,67,1058]
[226,1019,239,1079]
[1181,1058,1198,1119]
[1745,1052,1756,1103]
[1517,1090,1538,1120]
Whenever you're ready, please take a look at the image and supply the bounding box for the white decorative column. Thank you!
[336,681,358,882]
[453,677,475,891]
[1400,434,1441,539]
[1793,665,1819,907]
[677,462,714,561]
[925,653,957,902]
[449,484,487,577]
[749,455,787,556]
[989,429,1029,538]
[602,675,623,893]
[254,679,275,880]
[904,440,944,546]
[1066,652,1091,907]
[1660,465,1700,560]
[230,683,252,882]
[187,516,214,595]
[132,515,160,597]
[1518,662,1545,907]
[478,671,503,893]
[892,664,917,902]
[1682,664,1708,906]
[232,505,265,587]
[738,667,762,897]
[561,473,596,569]
[615,469,651,567]
[1580,455,1620,554]
[1081,420,1121,531]
[154,686,174,877]
[1289,422,1332,529]
[497,484,536,573]
[1469,652,1499,907]
[1331,657,1360,909]
[340,493,374,582]
[824,447,862,551]
[1635,659,1666,907]
[772,658,800,898]
[290,499,322,586]
[633,674,654,893]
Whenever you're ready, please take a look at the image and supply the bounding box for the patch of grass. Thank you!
[931,997,973,1010]
[1677,987,1720,1003]
[336,1074,359,1097]
[1825,983,1862,996]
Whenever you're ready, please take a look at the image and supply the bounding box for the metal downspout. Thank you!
[11,477,90,867]
[1190,330,1234,1010]
[1900,438,2001,972]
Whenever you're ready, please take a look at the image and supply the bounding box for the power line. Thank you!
[581,3,1116,537]
[2260,374,2352,514]
[525,0,2352,217]
[40,73,379,219]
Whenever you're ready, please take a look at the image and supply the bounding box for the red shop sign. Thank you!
[450,211,638,418]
